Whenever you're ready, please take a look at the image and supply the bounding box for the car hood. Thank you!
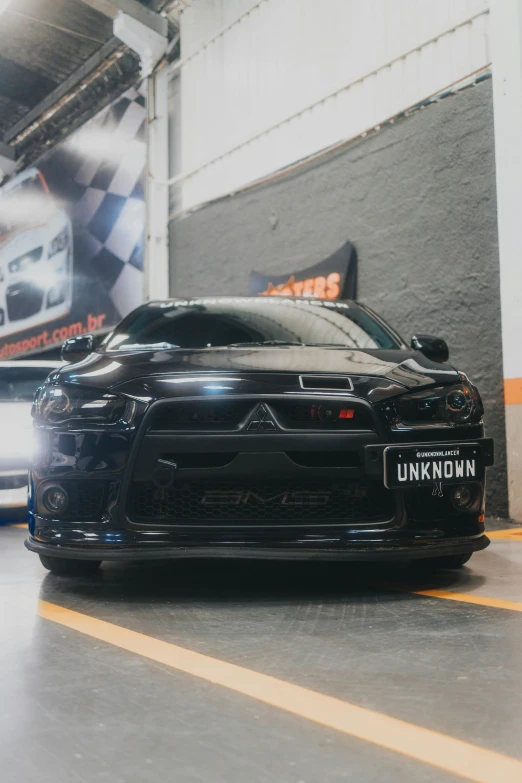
[56,345,461,398]
[0,209,67,259]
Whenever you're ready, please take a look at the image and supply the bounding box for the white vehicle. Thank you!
[0,360,61,519]
[0,168,73,339]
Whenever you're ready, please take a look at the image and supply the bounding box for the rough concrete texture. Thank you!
[505,404,522,520]
[169,79,507,517]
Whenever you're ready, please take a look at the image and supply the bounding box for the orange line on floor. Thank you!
[38,600,522,783]
[487,528,522,541]
[410,589,522,612]
[379,580,522,612]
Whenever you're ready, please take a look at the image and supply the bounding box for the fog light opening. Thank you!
[451,484,474,511]
[43,486,69,515]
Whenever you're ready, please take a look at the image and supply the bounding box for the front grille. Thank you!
[149,399,376,432]
[160,452,237,469]
[150,401,252,430]
[286,451,360,468]
[129,480,394,524]
[273,401,374,430]
[6,281,44,321]
[66,482,105,519]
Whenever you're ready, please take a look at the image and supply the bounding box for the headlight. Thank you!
[32,385,126,424]
[383,382,483,427]
[8,247,43,274]
[48,227,69,258]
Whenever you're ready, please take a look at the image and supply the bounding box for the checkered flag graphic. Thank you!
[72,84,146,319]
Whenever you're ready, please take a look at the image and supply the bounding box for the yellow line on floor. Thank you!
[39,600,522,783]
[409,588,522,612]
[11,523,27,529]
[487,528,522,541]
[378,581,522,613]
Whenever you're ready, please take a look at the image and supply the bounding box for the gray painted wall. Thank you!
[169,79,507,516]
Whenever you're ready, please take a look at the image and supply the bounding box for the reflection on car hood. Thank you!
[57,345,461,397]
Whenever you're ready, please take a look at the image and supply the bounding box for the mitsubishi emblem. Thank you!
[247,403,277,432]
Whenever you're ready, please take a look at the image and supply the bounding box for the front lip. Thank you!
[24,535,490,561]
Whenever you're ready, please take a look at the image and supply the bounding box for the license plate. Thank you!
[384,443,484,489]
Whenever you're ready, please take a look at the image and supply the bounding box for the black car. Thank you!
[25,296,493,576]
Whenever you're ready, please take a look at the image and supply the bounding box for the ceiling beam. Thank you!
[3,38,120,144]
[79,0,168,37]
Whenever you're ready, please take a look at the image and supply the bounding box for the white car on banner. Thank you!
[0,168,73,339]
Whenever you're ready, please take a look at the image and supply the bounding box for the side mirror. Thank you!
[61,334,94,362]
[411,334,449,364]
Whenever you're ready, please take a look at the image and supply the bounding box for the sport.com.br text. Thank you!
[0,313,107,359]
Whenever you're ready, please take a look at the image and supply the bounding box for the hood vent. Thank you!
[299,375,353,391]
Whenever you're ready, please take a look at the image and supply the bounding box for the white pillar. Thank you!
[113,10,170,302]
[145,65,170,301]
[490,0,522,520]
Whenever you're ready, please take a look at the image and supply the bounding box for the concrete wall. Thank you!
[169,79,507,517]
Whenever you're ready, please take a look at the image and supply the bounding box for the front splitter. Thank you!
[25,535,489,562]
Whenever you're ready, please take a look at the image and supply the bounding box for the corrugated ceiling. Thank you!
[1,0,115,138]
[0,0,174,171]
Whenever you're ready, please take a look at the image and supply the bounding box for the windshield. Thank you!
[0,173,51,237]
[0,367,54,402]
[103,298,402,352]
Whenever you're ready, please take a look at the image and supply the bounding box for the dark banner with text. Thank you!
[249,241,357,300]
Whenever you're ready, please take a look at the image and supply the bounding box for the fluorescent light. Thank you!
[0,0,11,15]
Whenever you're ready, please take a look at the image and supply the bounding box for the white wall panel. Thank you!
[176,0,490,210]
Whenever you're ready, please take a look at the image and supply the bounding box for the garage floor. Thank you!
[1,522,522,783]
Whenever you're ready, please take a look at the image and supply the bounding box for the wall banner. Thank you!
[0,85,146,359]
[249,241,357,300]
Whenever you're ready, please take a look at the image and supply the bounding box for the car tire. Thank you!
[419,553,472,570]
[39,555,101,577]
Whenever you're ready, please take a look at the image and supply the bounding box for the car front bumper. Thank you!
[28,386,494,564]
[25,533,490,562]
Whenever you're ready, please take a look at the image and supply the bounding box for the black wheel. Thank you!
[420,553,472,570]
[39,555,101,577]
